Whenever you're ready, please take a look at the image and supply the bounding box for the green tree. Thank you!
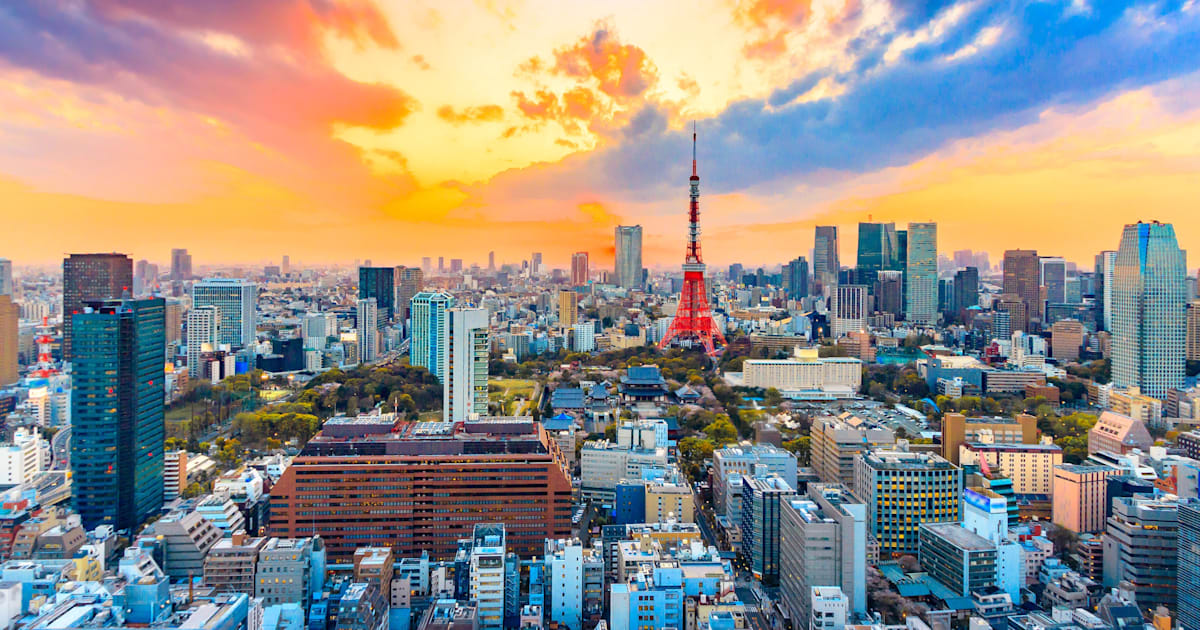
[703,416,738,446]
[678,437,715,480]
[782,436,812,465]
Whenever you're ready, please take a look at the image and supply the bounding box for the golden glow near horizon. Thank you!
[0,0,1198,268]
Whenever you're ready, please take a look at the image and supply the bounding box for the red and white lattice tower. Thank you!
[29,316,58,378]
[658,127,726,356]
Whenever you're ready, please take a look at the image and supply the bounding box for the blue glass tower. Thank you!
[71,298,165,531]
[1112,221,1187,399]
[410,291,454,379]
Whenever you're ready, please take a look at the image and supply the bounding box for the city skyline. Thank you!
[0,2,1199,266]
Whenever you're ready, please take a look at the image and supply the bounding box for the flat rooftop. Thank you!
[921,522,993,552]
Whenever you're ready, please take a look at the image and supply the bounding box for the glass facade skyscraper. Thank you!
[1178,499,1200,630]
[358,266,396,323]
[1112,221,1187,399]
[813,226,839,291]
[855,222,898,286]
[613,225,643,290]
[71,297,165,531]
[785,256,808,299]
[410,291,454,379]
[905,222,937,325]
[62,253,133,360]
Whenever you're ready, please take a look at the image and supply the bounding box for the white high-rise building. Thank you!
[470,524,507,630]
[614,226,643,290]
[0,428,43,486]
[570,321,595,353]
[905,222,938,325]
[186,306,221,377]
[545,539,585,630]
[443,307,489,421]
[192,278,256,348]
[831,285,867,337]
[1112,222,1187,399]
[357,298,379,364]
[1099,250,1117,332]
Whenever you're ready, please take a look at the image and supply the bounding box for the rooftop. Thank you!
[921,522,994,552]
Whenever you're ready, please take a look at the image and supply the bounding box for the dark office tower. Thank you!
[71,298,165,531]
[856,222,898,287]
[1179,499,1200,630]
[571,252,589,286]
[728,263,744,284]
[1040,257,1067,305]
[874,271,903,318]
[938,278,954,316]
[813,226,840,292]
[169,248,192,282]
[395,266,424,324]
[62,253,133,361]
[953,267,980,322]
[1002,249,1041,328]
[358,267,396,323]
[784,257,809,299]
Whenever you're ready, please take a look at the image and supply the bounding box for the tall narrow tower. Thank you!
[659,128,726,355]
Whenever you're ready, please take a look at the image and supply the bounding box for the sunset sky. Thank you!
[2,0,1200,270]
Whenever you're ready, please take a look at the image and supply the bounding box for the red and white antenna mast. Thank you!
[30,316,58,378]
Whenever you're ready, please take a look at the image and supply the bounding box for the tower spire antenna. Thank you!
[691,121,697,177]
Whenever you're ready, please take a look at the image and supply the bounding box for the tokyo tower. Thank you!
[658,126,726,356]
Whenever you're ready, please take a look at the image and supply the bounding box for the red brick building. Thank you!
[268,415,573,561]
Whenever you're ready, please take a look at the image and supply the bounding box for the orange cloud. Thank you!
[552,24,658,99]
[436,104,504,124]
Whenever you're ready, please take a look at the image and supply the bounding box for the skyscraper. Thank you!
[71,297,165,530]
[905,222,937,324]
[186,305,220,378]
[1002,249,1040,330]
[358,266,396,323]
[0,258,12,296]
[357,298,379,364]
[1041,256,1067,306]
[784,257,808,299]
[410,291,454,379]
[855,222,898,286]
[488,251,496,271]
[571,252,589,286]
[62,253,133,360]
[813,226,840,292]
[444,308,489,422]
[953,267,980,321]
[170,248,192,282]
[281,255,289,275]
[1096,250,1117,331]
[874,271,903,318]
[192,278,256,348]
[1112,222,1187,398]
[832,285,868,337]
[558,290,578,328]
[1188,301,1200,361]
[395,266,424,325]
[0,295,15,386]
[613,226,643,290]
[1178,499,1200,630]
